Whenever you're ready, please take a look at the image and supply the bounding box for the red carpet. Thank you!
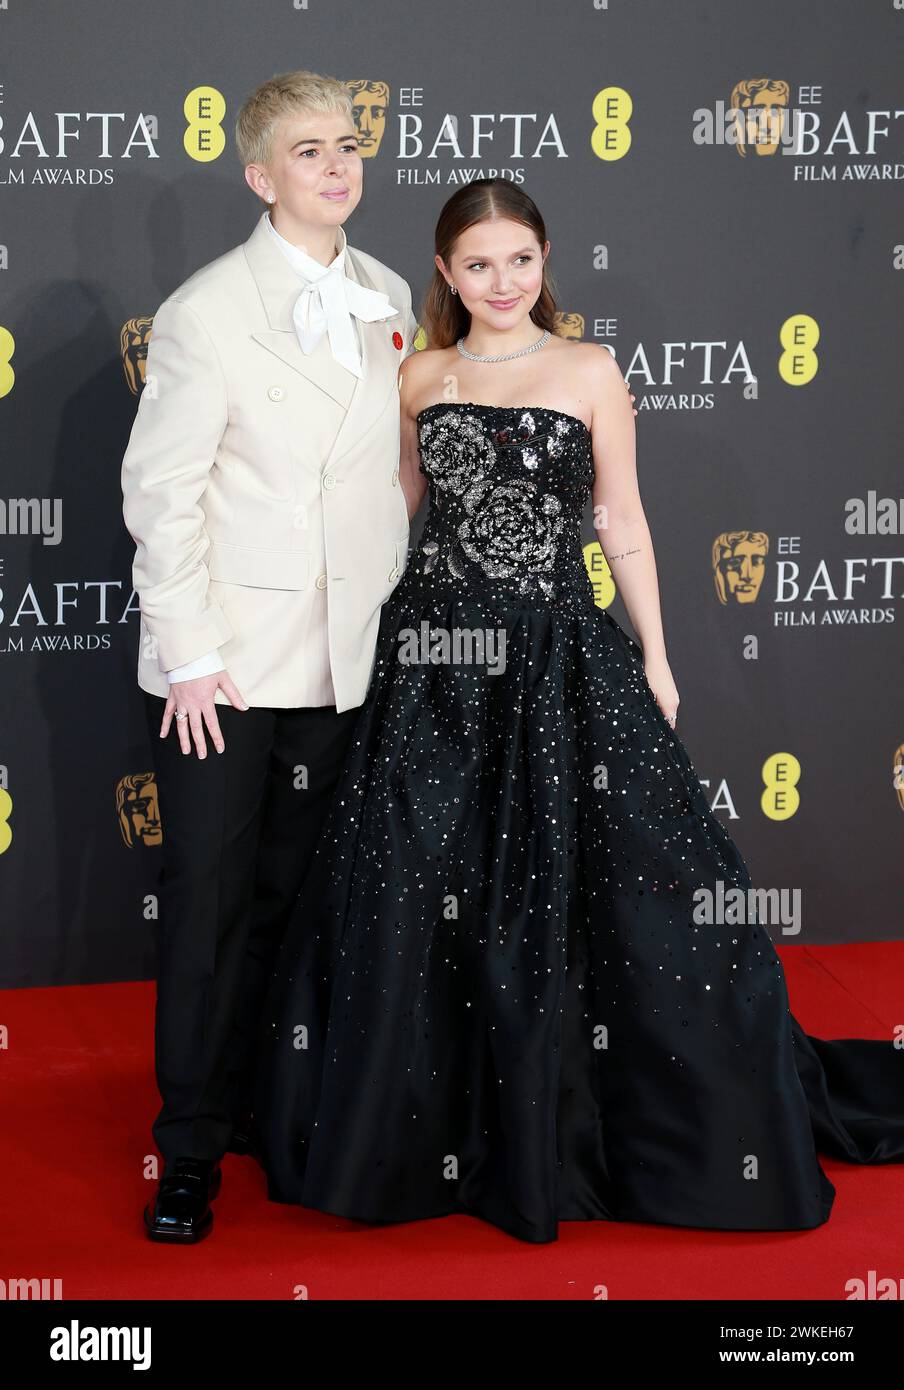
[1,943,901,1301]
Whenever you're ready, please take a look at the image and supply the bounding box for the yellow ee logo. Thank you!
[0,787,11,854]
[779,314,819,386]
[183,87,226,162]
[761,752,800,820]
[591,87,632,161]
[0,325,15,398]
[583,541,616,608]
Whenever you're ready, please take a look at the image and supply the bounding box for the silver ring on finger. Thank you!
[175,709,188,721]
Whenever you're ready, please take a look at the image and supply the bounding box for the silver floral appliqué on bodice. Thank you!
[414,405,594,598]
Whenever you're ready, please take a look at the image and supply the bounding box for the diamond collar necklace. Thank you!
[456,329,551,363]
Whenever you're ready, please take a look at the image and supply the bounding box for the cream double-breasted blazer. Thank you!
[121,211,416,712]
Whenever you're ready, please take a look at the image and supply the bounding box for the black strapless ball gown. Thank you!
[253,402,904,1244]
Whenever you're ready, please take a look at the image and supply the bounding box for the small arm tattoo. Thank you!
[608,546,642,561]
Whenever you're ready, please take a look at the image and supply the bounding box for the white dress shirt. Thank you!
[165,213,398,686]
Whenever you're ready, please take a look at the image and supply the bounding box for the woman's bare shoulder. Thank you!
[568,340,626,396]
[400,344,458,414]
[565,338,619,369]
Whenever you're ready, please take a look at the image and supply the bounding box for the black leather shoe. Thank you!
[144,1158,222,1243]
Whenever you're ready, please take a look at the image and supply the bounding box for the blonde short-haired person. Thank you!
[121,71,416,1242]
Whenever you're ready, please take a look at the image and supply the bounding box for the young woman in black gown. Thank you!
[253,179,904,1244]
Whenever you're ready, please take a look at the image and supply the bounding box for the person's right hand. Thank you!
[159,671,249,759]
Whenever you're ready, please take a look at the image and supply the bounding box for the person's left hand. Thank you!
[643,654,679,726]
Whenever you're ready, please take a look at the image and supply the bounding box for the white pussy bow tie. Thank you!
[267,214,399,378]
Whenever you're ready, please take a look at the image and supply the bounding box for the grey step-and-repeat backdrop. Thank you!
[1,0,902,986]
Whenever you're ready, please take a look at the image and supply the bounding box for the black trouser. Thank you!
[142,692,359,1162]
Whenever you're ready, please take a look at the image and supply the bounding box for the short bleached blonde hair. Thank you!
[235,70,354,169]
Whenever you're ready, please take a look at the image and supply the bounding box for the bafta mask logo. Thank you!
[347,80,389,157]
[712,531,769,605]
[116,772,162,848]
[729,78,790,158]
[121,318,153,395]
[583,541,616,609]
[894,743,904,812]
[555,312,584,340]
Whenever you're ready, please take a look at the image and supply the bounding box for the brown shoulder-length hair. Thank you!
[421,178,560,348]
